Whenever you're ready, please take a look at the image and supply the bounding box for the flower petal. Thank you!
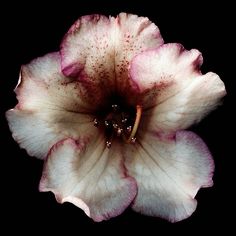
[60,13,163,103]
[6,52,96,159]
[124,131,214,222]
[130,43,226,133]
[39,137,137,222]
[113,13,163,95]
[14,52,92,112]
[6,109,94,159]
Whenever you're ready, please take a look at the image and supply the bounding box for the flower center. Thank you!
[94,103,142,148]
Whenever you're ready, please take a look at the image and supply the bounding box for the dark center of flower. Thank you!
[93,100,142,148]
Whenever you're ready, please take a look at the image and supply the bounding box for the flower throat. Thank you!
[94,103,142,148]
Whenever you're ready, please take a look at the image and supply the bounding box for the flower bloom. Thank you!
[7,13,226,222]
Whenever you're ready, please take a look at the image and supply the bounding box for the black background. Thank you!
[1,1,235,234]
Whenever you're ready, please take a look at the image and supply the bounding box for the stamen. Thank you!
[126,126,132,133]
[126,105,142,143]
[104,120,110,128]
[97,103,142,148]
[106,141,112,148]
[112,104,119,112]
[122,118,127,123]
[113,123,119,129]
[106,141,111,148]
[121,113,128,123]
[93,118,99,127]
[131,137,136,143]
[117,128,123,137]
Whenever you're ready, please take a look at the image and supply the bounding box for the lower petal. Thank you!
[124,131,214,222]
[39,137,137,222]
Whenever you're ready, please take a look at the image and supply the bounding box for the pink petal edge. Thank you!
[125,130,214,222]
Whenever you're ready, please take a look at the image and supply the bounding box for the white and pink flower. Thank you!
[6,13,226,222]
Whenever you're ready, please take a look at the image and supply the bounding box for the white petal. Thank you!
[6,52,96,159]
[130,43,226,133]
[124,131,214,222]
[143,72,226,134]
[6,109,94,159]
[39,137,137,222]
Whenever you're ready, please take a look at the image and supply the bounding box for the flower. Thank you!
[6,13,226,222]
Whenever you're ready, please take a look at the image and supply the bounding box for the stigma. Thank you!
[94,104,142,148]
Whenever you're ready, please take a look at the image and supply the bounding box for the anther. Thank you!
[106,141,112,148]
[117,128,123,136]
[93,118,99,127]
[113,123,119,129]
[126,126,132,133]
[122,118,127,123]
[112,104,119,112]
[121,113,128,123]
[104,120,110,128]
[131,137,136,143]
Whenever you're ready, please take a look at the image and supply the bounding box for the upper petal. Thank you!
[6,52,96,159]
[14,52,92,112]
[130,43,226,133]
[113,13,163,95]
[60,13,163,102]
[39,137,137,222]
[130,43,204,99]
[124,131,214,222]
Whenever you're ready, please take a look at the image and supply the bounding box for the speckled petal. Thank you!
[60,13,163,105]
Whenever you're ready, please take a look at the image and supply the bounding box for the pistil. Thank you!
[125,105,142,143]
